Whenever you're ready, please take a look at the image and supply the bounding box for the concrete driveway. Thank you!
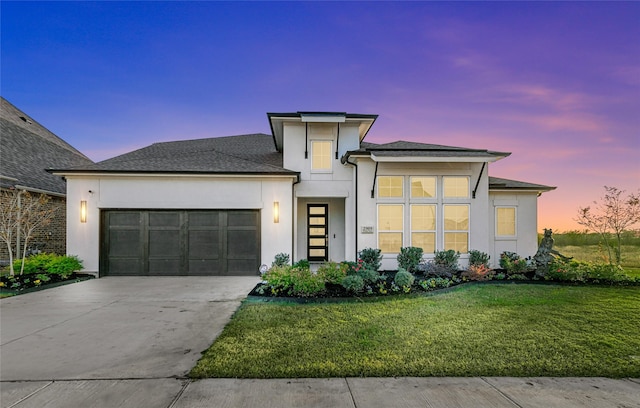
[0,276,259,381]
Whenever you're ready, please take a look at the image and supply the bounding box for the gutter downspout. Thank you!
[343,156,358,260]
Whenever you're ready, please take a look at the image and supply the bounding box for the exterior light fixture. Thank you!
[273,201,279,223]
[80,200,87,223]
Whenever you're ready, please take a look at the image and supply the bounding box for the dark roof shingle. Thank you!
[0,97,93,194]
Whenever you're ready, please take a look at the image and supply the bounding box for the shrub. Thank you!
[262,265,296,295]
[262,265,325,297]
[342,274,364,293]
[461,264,495,281]
[419,277,451,291]
[12,253,82,278]
[317,262,347,285]
[293,259,310,270]
[397,247,423,273]
[394,268,415,292]
[434,249,460,270]
[358,268,381,285]
[544,258,635,284]
[468,250,490,268]
[421,260,456,279]
[499,252,529,274]
[290,268,325,297]
[359,248,382,271]
[271,253,290,267]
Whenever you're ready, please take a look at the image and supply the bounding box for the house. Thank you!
[50,111,554,276]
[0,97,93,263]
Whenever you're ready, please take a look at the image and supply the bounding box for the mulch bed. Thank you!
[0,273,94,296]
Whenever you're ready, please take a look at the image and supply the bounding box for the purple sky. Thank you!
[2,1,639,232]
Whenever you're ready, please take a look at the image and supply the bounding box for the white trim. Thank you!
[370,153,504,163]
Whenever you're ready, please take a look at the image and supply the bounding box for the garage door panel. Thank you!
[227,230,259,257]
[109,230,141,257]
[189,260,221,275]
[149,212,181,227]
[227,211,258,227]
[108,259,143,276]
[188,230,219,258]
[149,230,181,257]
[190,212,219,227]
[149,259,182,275]
[103,210,259,276]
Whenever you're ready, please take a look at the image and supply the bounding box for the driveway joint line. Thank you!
[1,300,122,347]
[4,380,53,408]
[480,377,523,408]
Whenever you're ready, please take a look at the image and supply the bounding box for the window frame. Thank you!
[377,176,404,199]
[443,176,470,199]
[377,204,404,254]
[495,206,517,237]
[310,140,333,172]
[443,204,469,253]
[410,204,437,254]
[410,176,437,199]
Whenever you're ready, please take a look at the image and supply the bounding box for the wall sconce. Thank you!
[273,201,279,223]
[80,200,87,223]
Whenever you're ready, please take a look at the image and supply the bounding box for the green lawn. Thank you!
[191,284,640,379]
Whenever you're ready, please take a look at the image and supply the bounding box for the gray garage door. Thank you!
[101,210,260,276]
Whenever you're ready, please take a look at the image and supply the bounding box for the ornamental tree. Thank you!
[575,186,640,265]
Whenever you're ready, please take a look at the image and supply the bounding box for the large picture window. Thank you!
[443,177,470,198]
[378,204,403,253]
[411,204,436,253]
[311,141,332,171]
[410,176,436,198]
[378,176,403,198]
[444,205,469,252]
[496,207,516,236]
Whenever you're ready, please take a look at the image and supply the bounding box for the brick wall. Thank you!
[0,190,67,264]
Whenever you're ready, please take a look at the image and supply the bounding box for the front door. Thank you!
[307,204,328,262]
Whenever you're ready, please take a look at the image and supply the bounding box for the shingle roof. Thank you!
[0,97,93,194]
[489,176,555,192]
[52,134,298,175]
[343,140,510,161]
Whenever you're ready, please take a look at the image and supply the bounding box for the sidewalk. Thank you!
[3,377,639,408]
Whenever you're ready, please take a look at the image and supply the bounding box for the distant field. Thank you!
[549,231,640,276]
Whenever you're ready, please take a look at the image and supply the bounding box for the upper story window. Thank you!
[378,176,403,198]
[410,176,436,198]
[311,141,332,171]
[443,176,470,198]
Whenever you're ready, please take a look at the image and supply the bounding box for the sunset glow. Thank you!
[1,2,638,232]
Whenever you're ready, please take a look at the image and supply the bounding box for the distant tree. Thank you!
[575,186,640,265]
[0,189,58,276]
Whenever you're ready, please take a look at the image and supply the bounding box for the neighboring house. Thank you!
[50,111,554,276]
[0,97,94,263]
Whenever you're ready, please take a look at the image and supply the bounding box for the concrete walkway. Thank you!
[2,277,639,407]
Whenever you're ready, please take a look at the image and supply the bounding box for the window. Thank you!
[411,204,436,253]
[378,176,403,198]
[411,176,436,198]
[443,177,470,198]
[311,141,332,171]
[496,207,516,236]
[378,204,403,253]
[444,205,469,252]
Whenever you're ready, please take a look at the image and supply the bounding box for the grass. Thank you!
[554,244,640,270]
[191,284,640,379]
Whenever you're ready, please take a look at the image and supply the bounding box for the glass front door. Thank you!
[307,204,328,262]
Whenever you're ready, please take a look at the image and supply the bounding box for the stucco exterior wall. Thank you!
[489,191,539,267]
[65,175,294,274]
[355,159,490,270]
